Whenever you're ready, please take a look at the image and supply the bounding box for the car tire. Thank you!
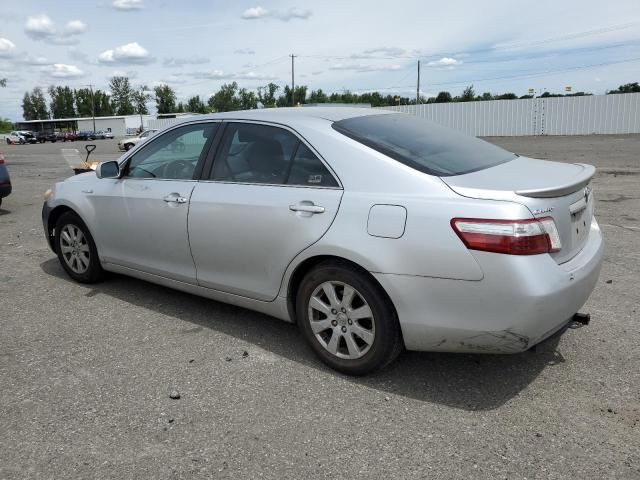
[296,261,403,375]
[5,139,9,145]
[124,143,133,151]
[54,211,105,284]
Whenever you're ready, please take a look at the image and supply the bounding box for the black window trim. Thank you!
[200,119,343,189]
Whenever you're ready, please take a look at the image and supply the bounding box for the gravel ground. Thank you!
[0,136,638,479]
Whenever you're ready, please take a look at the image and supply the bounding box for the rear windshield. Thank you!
[332,113,516,176]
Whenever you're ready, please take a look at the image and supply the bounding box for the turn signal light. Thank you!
[451,217,562,255]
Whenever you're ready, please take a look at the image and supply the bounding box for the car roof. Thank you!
[169,107,393,128]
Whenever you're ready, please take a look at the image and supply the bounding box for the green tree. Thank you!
[308,88,328,104]
[257,82,280,107]
[176,101,185,113]
[495,93,518,100]
[93,90,114,116]
[435,91,452,103]
[186,95,207,113]
[75,88,95,117]
[131,85,152,130]
[48,86,76,118]
[22,92,35,120]
[238,88,257,110]
[608,82,640,94]
[208,82,241,112]
[459,85,475,102]
[153,84,177,114]
[109,76,135,115]
[0,117,12,133]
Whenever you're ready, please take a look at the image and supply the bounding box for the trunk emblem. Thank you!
[533,207,554,215]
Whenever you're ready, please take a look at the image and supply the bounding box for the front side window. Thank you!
[332,113,516,176]
[124,123,217,180]
[210,122,338,187]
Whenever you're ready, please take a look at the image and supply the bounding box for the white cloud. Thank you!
[47,64,84,78]
[427,57,463,67]
[110,70,138,79]
[24,15,87,44]
[0,38,16,58]
[329,63,403,73]
[241,7,269,19]
[25,14,56,39]
[241,6,311,21]
[98,42,154,64]
[64,20,87,34]
[234,48,256,55]
[279,8,312,21]
[163,56,209,67]
[193,70,276,81]
[112,0,143,10]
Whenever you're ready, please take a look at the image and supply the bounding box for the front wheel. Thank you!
[296,262,403,375]
[55,211,105,283]
[124,143,133,151]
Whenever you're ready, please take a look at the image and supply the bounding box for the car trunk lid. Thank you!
[441,156,596,264]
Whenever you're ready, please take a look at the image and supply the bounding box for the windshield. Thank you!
[332,113,516,176]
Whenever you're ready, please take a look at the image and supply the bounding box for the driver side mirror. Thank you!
[96,160,120,179]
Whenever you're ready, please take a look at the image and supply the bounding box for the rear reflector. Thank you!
[451,217,561,255]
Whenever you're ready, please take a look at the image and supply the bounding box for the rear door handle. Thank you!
[289,203,325,214]
[163,193,187,204]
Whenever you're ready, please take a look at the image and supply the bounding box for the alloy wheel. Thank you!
[59,224,91,274]
[307,281,375,360]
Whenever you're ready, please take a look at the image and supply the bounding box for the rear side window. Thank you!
[211,123,338,187]
[332,114,516,176]
[287,143,338,187]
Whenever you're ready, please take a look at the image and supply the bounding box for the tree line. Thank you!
[19,78,640,120]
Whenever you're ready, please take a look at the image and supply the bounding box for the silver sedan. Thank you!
[42,108,603,375]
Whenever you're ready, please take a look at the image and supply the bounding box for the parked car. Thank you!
[36,131,57,143]
[76,131,96,141]
[20,131,38,144]
[94,130,114,140]
[6,132,26,145]
[118,129,158,151]
[0,153,12,207]
[42,108,603,375]
[61,132,77,142]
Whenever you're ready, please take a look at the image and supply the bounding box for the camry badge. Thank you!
[533,207,554,215]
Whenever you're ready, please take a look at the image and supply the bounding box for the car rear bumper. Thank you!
[42,201,56,252]
[374,218,604,353]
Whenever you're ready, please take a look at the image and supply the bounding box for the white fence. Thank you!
[380,92,640,136]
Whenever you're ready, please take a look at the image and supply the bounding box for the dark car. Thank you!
[76,131,96,141]
[0,153,12,208]
[36,131,57,143]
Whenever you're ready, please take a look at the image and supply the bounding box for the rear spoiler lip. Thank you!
[515,163,595,198]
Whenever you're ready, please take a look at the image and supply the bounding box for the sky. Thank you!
[1,0,640,120]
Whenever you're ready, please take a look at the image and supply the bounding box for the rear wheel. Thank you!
[124,143,134,151]
[296,262,403,375]
[55,211,104,283]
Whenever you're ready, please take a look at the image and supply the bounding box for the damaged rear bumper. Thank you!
[374,219,603,353]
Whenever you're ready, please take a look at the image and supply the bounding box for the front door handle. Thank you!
[163,193,187,204]
[289,203,325,214]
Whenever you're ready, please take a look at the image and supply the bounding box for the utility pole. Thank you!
[88,84,96,132]
[290,53,296,107]
[416,60,421,105]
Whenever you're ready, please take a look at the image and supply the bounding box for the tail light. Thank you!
[0,153,4,164]
[451,217,561,255]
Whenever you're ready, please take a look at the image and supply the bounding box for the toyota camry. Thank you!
[42,108,603,375]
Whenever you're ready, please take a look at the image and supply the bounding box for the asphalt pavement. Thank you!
[0,136,638,479]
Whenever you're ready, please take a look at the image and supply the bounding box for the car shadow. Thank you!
[41,258,565,411]
[0,207,11,215]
